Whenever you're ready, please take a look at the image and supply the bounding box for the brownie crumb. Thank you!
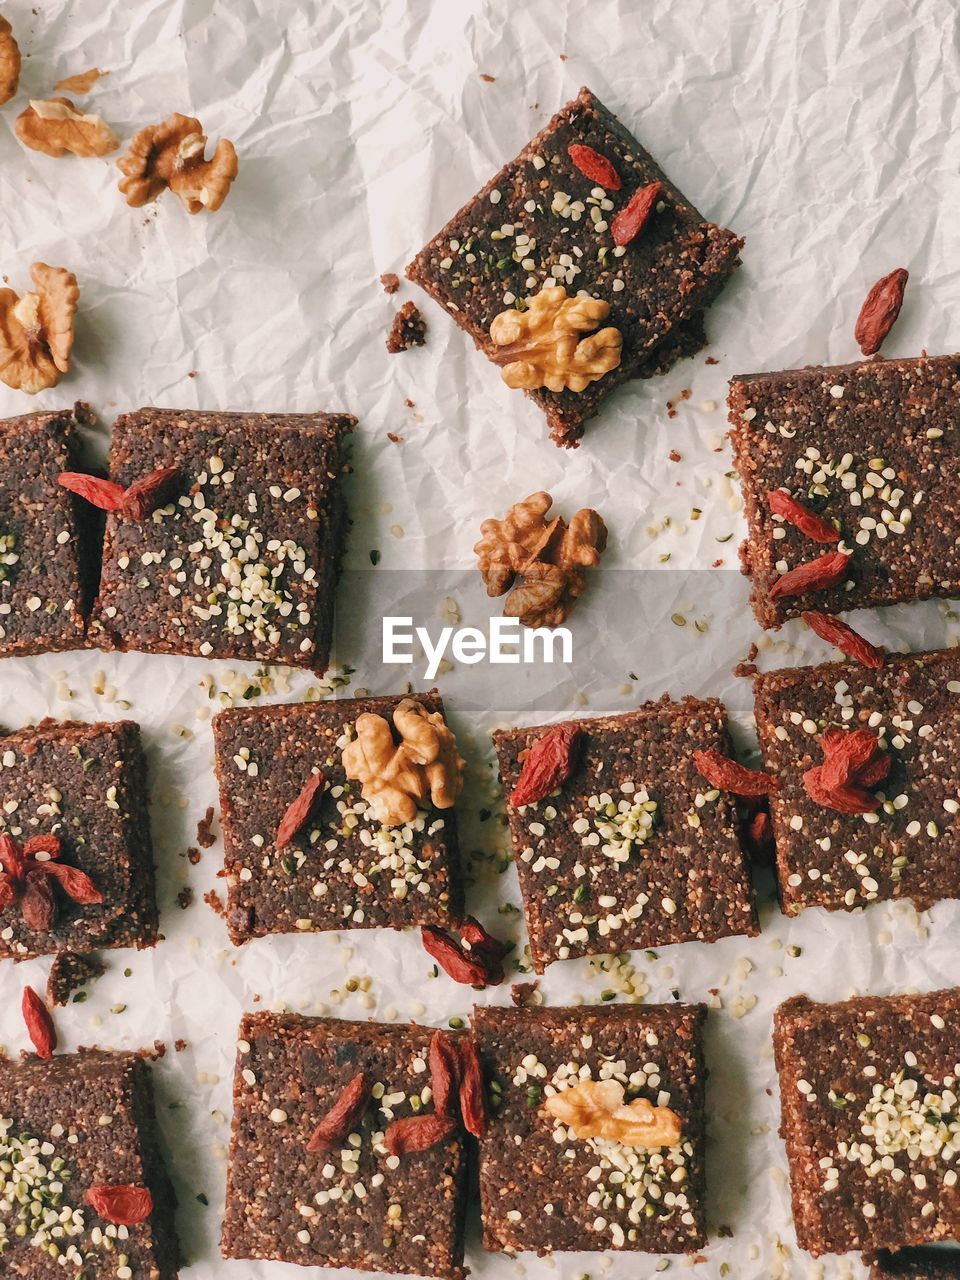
[386,301,427,353]
[47,951,105,1007]
[510,980,540,1007]
[186,846,201,865]
[380,272,400,294]
[204,889,225,917]
[668,449,682,463]
[705,355,719,365]
[177,886,194,910]
[174,1038,187,1052]
[197,806,217,848]
[480,73,496,82]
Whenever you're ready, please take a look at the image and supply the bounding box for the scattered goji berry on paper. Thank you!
[22,985,56,1059]
[855,267,908,356]
[802,610,884,669]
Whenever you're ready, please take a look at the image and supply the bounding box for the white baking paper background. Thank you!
[1,0,960,1275]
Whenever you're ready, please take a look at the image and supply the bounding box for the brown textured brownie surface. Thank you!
[0,1050,179,1277]
[222,1012,467,1278]
[88,408,353,670]
[0,718,159,960]
[754,647,960,917]
[0,406,89,657]
[212,692,463,944]
[472,1003,707,1254]
[774,990,960,1256]
[729,354,960,628]
[408,86,741,446]
[492,698,757,972]
[868,1248,960,1278]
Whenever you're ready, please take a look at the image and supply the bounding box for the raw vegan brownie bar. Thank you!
[472,1003,707,1254]
[87,407,353,670]
[729,354,960,629]
[212,692,464,944]
[773,989,960,1257]
[0,1049,179,1277]
[0,405,91,657]
[222,1012,468,1278]
[754,647,960,917]
[867,1249,960,1278]
[0,717,159,960]
[492,699,757,972]
[408,86,742,447]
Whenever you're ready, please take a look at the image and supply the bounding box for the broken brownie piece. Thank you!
[387,301,427,352]
[729,353,960,629]
[754,647,960,917]
[212,692,464,944]
[46,949,106,1006]
[87,407,353,671]
[774,989,960,1257]
[492,698,757,972]
[0,718,158,960]
[408,86,741,447]
[472,1003,708,1254]
[222,1012,468,1277]
[0,1049,179,1277]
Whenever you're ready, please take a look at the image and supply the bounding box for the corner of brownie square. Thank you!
[728,354,960,629]
[773,988,960,1256]
[866,1248,960,1279]
[0,1049,179,1277]
[212,692,463,944]
[0,717,158,960]
[472,1002,707,1254]
[87,407,354,670]
[0,404,91,657]
[492,698,757,971]
[754,647,960,917]
[407,86,742,447]
[222,1012,468,1278]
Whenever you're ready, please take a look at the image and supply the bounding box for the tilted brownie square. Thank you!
[88,407,353,670]
[212,692,463,944]
[492,698,757,972]
[222,1012,468,1278]
[728,354,960,629]
[472,1003,707,1254]
[0,1050,179,1277]
[773,990,960,1257]
[408,86,742,447]
[0,405,91,657]
[754,647,960,917]
[0,718,159,960]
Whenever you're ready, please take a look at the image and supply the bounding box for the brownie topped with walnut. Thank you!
[408,86,742,447]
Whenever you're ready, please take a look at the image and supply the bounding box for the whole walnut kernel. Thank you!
[489,283,622,393]
[0,17,20,107]
[117,113,238,214]
[0,263,79,395]
[543,1078,682,1149]
[15,98,119,158]
[474,491,562,596]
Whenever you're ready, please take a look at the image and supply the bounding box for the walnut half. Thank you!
[117,113,238,214]
[16,98,119,158]
[0,17,20,107]
[488,284,622,393]
[0,264,79,394]
[543,1079,682,1149]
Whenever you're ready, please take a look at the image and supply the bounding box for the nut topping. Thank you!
[15,98,119,158]
[0,16,20,106]
[341,698,465,827]
[117,112,238,213]
[543,1078,681,1149]
[0,263,79,394]
[488,284,622,393]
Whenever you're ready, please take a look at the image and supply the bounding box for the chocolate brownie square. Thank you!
[867,1249,960,1279]
[0,718,159,960]
[728,354,960,629]
[472,1003,707,1254]
[0,1050,179,1277]
[222,1012,468,1278]
[492,698,757,972]
[212,692,463,944]
[87,407,353,670]
[408,86,742,447]
[0,405,90,657]
[754,647,960,917]
[773,990,960,1256]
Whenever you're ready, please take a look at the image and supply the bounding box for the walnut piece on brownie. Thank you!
[774,990,960,1257]
[472,1003,708,1254]
[408,86,741,447]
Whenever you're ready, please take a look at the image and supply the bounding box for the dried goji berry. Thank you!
[567,143,621,190]
[276,771,325,847]
[306,1072,370,1153]
[421,926,497,987]
[0,833,23,879]
[57,472,125,511]
[855,267,908,356]
[84,1184,153,1226]
[818,728,889,790]
[429,1030,460,1117]
[511,723,581,807]
[802,765,880,813]
[22,985,56,1059]
[611,181,663,246]
[41,862,103,904]
[693,749,778,796]
[121,466,182,520]
[767,491,839,544]
[384,1112,456,1156]
[802,610,884,669]
[22,833,62,859]
[744,810,775,863]
[21,875,55,931]
[458,1039,487,1138]
[459,916,508,983]
[769,551,852,601]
